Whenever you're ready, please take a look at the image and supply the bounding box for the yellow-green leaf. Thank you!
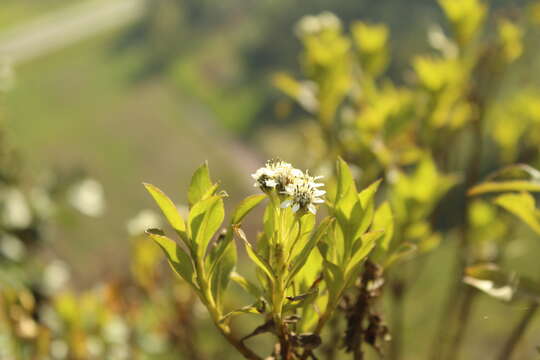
[188,162,216,206]
[189,195,225,259]
[143,183,186,236]
[494,192,540,235]
[146,229,195,288]
[468,181,540,196]
[232,194,266,225]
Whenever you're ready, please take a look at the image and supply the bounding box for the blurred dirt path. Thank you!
[0,0,144,64]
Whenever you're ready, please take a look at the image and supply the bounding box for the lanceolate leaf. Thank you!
[143,183,187,238]
[493,192,540,235]
[322,260,344,306]
[355,179,382,241]
[188,162,217,206]
[346,231,383,279]
[468,181,540,196]
[210,237,236,309]
[286,217,334,287]
[189,195,225,259]
[335,157,359,216]
[146,229,196,288]
[232,194,266,225]
[372,202,394,252]
[235,227,275,283]
[230,272,263,299]
[219,304,264,324]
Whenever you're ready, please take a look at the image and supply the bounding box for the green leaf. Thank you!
[189,195,225,259]
[346,231,382,279]
[372,202,394,252]
[219,304,264,324]
[468,181,540,196]
[283,288,319,312]
[143,183,187,237]
[235,227,275,283]
[355,179,382,239]
[384,243,417,268]
[322,260,344,306]
[188,162,217,206]
[335,157,359,215]
[286,217,334,287]
[232,194,266,225]
[494,192,540,235]
[146,229,196,288]
[210,235,236,309]
[230,272,262,299]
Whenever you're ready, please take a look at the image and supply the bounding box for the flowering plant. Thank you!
[144,158,387,359]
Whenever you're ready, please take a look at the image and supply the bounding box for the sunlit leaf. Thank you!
[230,271,262,299]
[232,194,266,225]
[468,181,540,196]
[146,229,196,288]
[189,195,225,259]
[219,303,264,324]
[188,162,217,206]
[143,183,186,237]
[493,192,540,235]
[287,217,334,286]
[346,231,383,279]
[235,227,275,283]
[372,202,394,251]
[210,236,236,309]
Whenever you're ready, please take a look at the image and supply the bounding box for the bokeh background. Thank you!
[2,0,540,359]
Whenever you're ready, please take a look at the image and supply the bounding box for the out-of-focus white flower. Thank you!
[126,209,161,236]
[68,179,105,217]
[427,25,458,59]
[297,81,319,113]
[104,316,129,344]
[281,173,325,215]
[295,11,341,37]
[42,260,70,295]
[0,234,26,261]
[51,340,68,359]
[1,188,32,229]
[87,336,104,357]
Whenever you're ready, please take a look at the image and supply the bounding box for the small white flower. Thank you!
[281,173,326,215]
[253,159,326,215]
[252,159,302,192]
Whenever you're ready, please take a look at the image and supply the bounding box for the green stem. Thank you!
[195,258,262,360]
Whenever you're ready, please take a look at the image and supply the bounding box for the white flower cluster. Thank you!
[294,11,341,38]
[252,160,325,215]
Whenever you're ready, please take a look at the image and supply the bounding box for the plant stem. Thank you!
[497,302,539,360]
[272,207,293,360]
[196,257,262,360]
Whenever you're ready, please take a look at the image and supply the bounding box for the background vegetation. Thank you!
[2,0,540,359]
